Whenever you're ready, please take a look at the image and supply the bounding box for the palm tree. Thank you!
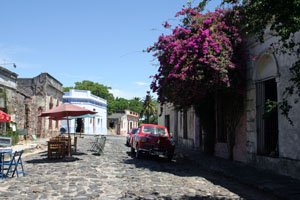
[141,92,157,124]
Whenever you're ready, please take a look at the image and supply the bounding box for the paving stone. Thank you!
[0,135,278,200]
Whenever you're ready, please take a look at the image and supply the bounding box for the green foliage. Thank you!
[263,99,278,119]
[63,87,73,92]
[111,97,130,111]
[128,97,144,113]
[63,80,144,116]
[141,92,158,124]
[64,80,114,114]
[74,80,114,102]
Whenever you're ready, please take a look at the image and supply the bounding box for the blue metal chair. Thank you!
[5,150,25,178]
[0,149,12,179]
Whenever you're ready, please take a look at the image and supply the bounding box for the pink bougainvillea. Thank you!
[148,6,245,108]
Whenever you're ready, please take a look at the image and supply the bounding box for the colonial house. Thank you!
[62,89,107,135]
[158,31,300,179]
[108,110,139,136]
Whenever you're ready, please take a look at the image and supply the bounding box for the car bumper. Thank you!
[139,143,175,155]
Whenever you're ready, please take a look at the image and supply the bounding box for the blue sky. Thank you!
[0,0,221,99]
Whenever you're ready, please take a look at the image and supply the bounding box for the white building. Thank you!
[62,89,107,135]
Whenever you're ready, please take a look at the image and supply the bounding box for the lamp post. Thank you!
[0,63,17,68]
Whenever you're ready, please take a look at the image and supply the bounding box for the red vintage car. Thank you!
[126,128,138,146]
[130,124,175,161]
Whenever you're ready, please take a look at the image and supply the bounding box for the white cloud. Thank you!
[135,81,148,86]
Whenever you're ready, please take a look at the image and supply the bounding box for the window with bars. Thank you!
[183,110,188,139]
[256,78,279,157]
[165,115,170,133]
[216,96,227,143]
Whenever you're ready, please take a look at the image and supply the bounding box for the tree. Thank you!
[63,87,73,92]
[63,80,115,114]
[73,80,114,101]
[128,97,143,114]
[141,92,158,124]
[111,97,129,111]
[148,5,246,157]
[63,80,145,116]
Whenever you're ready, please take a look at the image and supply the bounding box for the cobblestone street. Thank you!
[0,136,277,200]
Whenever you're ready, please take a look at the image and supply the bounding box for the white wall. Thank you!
[62,89,107,135]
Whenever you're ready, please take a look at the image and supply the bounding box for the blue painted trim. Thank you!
[63,98,107,108]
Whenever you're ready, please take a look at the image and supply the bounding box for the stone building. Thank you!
[62,89,107,135]
[16,73,64,138]
[0,67,18,133]
[158,31,300,179]
[108,110,139,136]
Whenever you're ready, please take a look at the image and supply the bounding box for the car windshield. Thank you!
[131,129,138,134]
[142,126,168,136]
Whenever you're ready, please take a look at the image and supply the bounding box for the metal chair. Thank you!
[90,135,101,151]
[96,136,106,156]
[5,150,25,178]
[0,149,12,179]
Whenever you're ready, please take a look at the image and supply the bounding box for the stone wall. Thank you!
[16,73,63,138]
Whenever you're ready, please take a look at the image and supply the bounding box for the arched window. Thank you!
[255,54,279,157]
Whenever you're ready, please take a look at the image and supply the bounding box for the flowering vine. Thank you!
[148,6,245,109]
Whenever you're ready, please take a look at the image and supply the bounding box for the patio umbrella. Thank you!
[40,103,97,134]
[0,110,11,123]
[40,103,97,119]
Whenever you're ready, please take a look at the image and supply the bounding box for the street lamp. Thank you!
[0,63,16,68]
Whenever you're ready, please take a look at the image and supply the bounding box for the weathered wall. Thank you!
[246,32,300,179]
[214,110,247,163]
[16,73,63,138]
[159,105,196,150]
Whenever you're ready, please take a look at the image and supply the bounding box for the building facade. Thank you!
[16,73,64,138]
[62,89,107,135]
[158,31,300,179]
[244,32,300,179]
[107,110,139,136]
[0,67,18,133]
[0,69,64,139]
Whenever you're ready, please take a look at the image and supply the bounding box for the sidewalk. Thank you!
[175,147,300,200]
[1,138,49,156]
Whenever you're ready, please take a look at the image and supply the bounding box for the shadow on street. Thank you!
[123,150,278,200]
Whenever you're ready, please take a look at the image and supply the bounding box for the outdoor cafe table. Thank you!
[0,149,12,178]
[48,136,72,158]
